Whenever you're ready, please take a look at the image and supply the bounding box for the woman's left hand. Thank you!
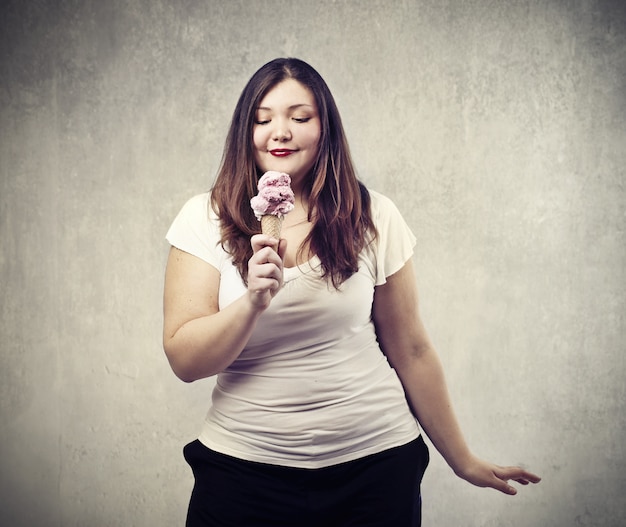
[456,456,541,495]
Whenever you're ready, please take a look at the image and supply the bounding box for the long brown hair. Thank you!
[211,58,376,288]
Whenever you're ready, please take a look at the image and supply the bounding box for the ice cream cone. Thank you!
[261,214,283,239]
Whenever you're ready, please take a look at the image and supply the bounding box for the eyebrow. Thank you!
[256,104,315,111]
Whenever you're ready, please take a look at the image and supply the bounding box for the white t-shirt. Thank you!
[166,189,420,468]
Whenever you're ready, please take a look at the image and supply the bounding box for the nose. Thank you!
[272,119,292,142]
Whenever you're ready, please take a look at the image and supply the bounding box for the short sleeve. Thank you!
[165,193,225,270]
[370,190,416,286]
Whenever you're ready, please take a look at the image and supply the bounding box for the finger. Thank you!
[493,467,542,494]
[251,261,282,282]
[524,472,541,484]
[501,485,517,495]
[496,466,542,484]
[251,234,280,254]
[250,258,283,290]
[490,475,517,495]
[251,246,283,268]
[248,273,281,299]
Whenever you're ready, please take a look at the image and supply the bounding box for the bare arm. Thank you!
[373,261,541,494]
[163,235,285,382]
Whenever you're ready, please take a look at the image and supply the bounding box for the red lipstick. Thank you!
[269,149,295,157]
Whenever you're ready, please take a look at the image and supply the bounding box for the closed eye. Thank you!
[292,117,311,123]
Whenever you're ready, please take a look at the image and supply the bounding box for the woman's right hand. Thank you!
[247,234,287,310]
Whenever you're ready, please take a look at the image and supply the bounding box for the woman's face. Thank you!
[253,79,321,189]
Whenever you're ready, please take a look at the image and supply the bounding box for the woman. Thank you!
[163,57,540,527]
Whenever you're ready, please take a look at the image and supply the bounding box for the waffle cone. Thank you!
[260,214,283,239]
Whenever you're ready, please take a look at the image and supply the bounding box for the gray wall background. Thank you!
[1,1,624,526]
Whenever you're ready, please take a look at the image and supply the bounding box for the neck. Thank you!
[283,194,310,226]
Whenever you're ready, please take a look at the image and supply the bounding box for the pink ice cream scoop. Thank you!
[250,171,295,221]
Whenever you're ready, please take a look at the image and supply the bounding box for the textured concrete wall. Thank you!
[1,1,624,526]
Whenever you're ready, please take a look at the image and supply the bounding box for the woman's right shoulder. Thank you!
[178,191,209,212]
[166,191,228,268]
[175,191,221,222]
